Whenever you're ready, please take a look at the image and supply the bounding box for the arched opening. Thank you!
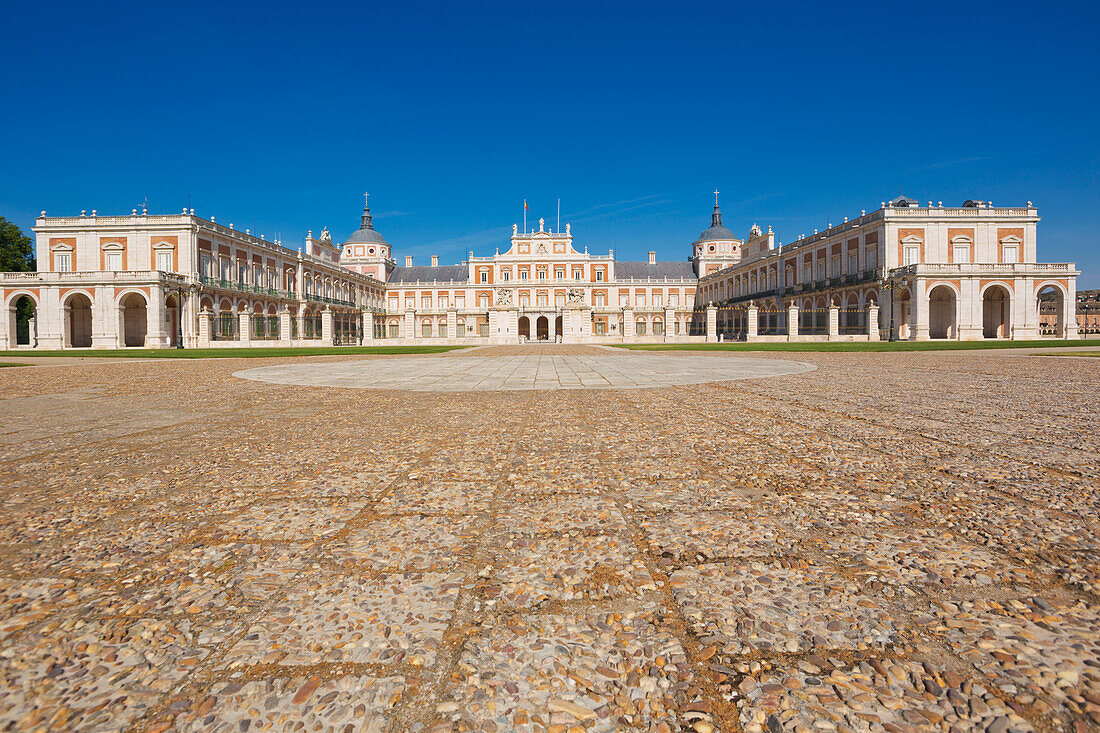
[120,293,148,347]
[65,293,93,348]
[1036,284,1065,337]
[895,288,911,340]
[983,285,1011,339]
[165,295,180,347]
[928,285,957,340]
[536,315,549,341]
[11,295,37,346]
[518,316,530,340]
[555,315,562,338]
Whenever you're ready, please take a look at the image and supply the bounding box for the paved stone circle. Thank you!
[232,353,817,391]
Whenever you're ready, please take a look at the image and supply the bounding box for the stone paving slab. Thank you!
[225,572,463,668]
[174,674,406,732]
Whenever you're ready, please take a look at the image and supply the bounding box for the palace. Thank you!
[0,194,1081,349]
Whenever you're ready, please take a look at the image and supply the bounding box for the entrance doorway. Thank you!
[66,293,93,347]
[555,315,562,339]
[536,315,549,341]
[928,285,957,339]
[982,285,1011,339]
[518,316,530,340]
[120,293,148,347]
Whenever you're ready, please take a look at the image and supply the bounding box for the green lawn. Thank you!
[0,345,471,360]
[1031,351,1100,357]
[615,339,1091,353]
[0,362,29,367]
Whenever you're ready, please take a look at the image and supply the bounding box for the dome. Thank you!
[695,202,736,243]
[343,197,388,246]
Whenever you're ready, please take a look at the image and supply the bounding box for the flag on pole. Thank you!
[524,199,528,211]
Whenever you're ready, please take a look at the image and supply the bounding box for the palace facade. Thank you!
[0,194,1081,349]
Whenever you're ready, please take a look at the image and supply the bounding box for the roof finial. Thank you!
[714,189,719,206]
[711,191,723,228]
[360,191,374,230]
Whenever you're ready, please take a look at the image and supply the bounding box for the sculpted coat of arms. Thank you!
[495,288,513,306]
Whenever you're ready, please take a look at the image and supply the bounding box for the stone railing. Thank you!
[893,262,1077,277]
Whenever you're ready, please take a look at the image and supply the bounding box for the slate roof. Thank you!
[614,261,698,281]
[388,265,469,284]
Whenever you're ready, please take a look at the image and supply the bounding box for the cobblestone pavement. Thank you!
[0,349,1097,732]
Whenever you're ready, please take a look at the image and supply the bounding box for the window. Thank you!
[520,294,530,307]
[55,252,72,272]
[636,320,647,336]
[594,293,605,306]
[670,293,679,307]
[636,294,646,308]
[903,246,919,266]
[106,251,122,271]
[594,321,606,335]
[556,294,565,307]
[620,294,629,307]
[480,270,488,283]
[422,322,432,337]
[520,270,528,280]
[653,320,664,336]
[574,269,583,280]
[654,294,663,308]
[1003,245,1018,264]
[537,293,547,307]
[456,296,465,309]
[156,251,173,272]
[388,298,399,311]
[537,270,546,280]
[388,323,399,338]
[555,269,564,280]
[456,320,465,337]
[438,323,447,338]
[595,270,604,282]
[439,296,449,309]
[479,295,489,308]
[953,245,970,264]
[848,253,858,274]
[501,270,510,281]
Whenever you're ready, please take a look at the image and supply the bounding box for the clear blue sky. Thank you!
[2,1,1097,286]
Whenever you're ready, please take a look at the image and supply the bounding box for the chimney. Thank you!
[648,251,656,264]
[431,255,439,267]
[405,256,413,267]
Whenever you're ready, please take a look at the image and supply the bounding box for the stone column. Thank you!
[92,284,114,348]
[787,302,799,341]
[622,308,634,340]
[197,307,212,347]
[664,307,675,342]
[363,311,376,344]
[867,304,880,341]
[1065,278,1080,339]
[746,305,759,340]
[146,285,170,347]
[912,278,930,340]
[827,304,839,339]
[447,309,457,342]
[404,309,415,340]
[239,306,252,346]
[321,307,335,346]
[0,304,10,349]
[705,305,717,343]
[278,305,292,343]
[295,310,306,342]
[548,312,557,341]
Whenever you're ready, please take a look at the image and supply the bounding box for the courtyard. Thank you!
[0,345,1097,732]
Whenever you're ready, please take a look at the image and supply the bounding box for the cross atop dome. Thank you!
[714,189,719,206]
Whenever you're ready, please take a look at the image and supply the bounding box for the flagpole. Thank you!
[523,199,527,233]
[557,198,560,233]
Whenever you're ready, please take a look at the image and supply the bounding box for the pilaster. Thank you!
[705,305,717,343]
